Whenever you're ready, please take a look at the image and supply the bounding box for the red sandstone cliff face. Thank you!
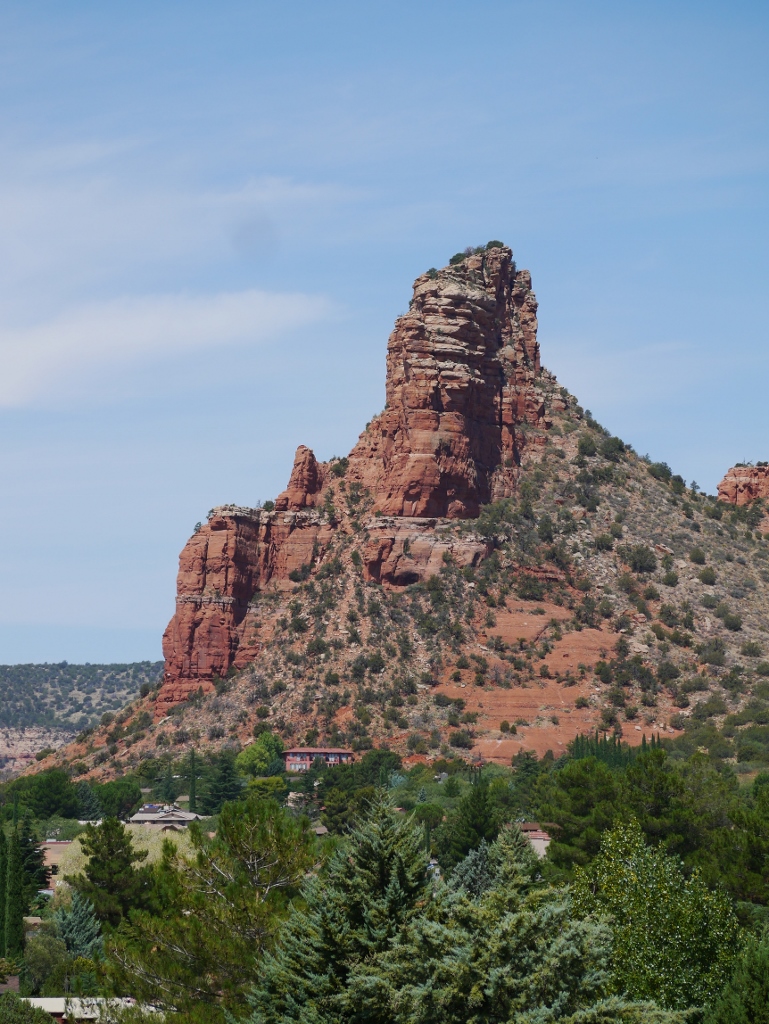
[275,246,547,518]
[717,465,769,506]
[159,246,550,714]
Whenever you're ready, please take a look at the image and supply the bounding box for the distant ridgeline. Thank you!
[0,662,163,731]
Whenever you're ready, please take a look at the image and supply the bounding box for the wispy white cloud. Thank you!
[0,288,332,407]
[0,144,363,320]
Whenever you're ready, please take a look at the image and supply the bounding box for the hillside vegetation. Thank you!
[35,387,769,782]
[0,662,162,731]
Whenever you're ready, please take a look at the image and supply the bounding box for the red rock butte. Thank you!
[717,464,769,506]
[159,246,560,715]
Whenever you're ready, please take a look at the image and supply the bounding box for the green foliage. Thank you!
[188,748,198,814]
[8,770,78,820]
[235,731,285,778]
[704,929,769,1024]
[578,433,597,457]
[92,778,142,819]
[618,544,657,573]
[572,820,741,1010]
[4,832,23,958]
[600,435,626,462]
[0,661,160,731]
[22,933,69,995]
[0,993,52,1023]
[438,775,499,868]
[245,796,428,1023]
[203,751,243,813]
[245,805,681,1023]
[77,781,102,821]
[535,757,621,876]
[53,892,102,958]
[68,818,150,929]
[108,797,314,1021]
[0,832,5,955]
[698,638,726,666]
[18,817,48,906]
[569,732,638,769]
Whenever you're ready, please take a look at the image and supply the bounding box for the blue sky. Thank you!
[1,0,767,663]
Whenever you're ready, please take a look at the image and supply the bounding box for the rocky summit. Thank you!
[718,463,769,506]
[160,246,553,711]
[34,242,769,778]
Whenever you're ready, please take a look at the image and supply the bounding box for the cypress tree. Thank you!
[18,816,48,906]
[5,830,24,958]
[0,829,6,955]
[188,749,197,814]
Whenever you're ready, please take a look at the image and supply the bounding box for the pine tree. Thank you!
[245,795,428,1023]
[203,751,242,813]
[250,818,683,1024]
[704,930,769,1024]
[76,781,103,822]
[188,748,198,814]
[5,831,24,958]
[446,774,498,867]
[53,892,102,958]
[68,818,149,929]
[107,796,314,1020]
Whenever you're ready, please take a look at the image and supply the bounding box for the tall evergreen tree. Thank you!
[53,892,102,959]
[5,831,24,958]
[445,774,498,867]
[68,818,149,929]
[18,817,48,906]
[160,763,176,804]
[0,829,7,955]
[203,751,242,813]
[246,795,428,1023]
[188,748,198,814]
[244,806,683,1024]
[76,781,103,822]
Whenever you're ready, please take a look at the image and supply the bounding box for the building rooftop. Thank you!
[284,747,354,755]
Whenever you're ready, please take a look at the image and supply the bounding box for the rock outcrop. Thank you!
[717,465,769,506]
[159,245,551,713]
[275,245,548,517]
